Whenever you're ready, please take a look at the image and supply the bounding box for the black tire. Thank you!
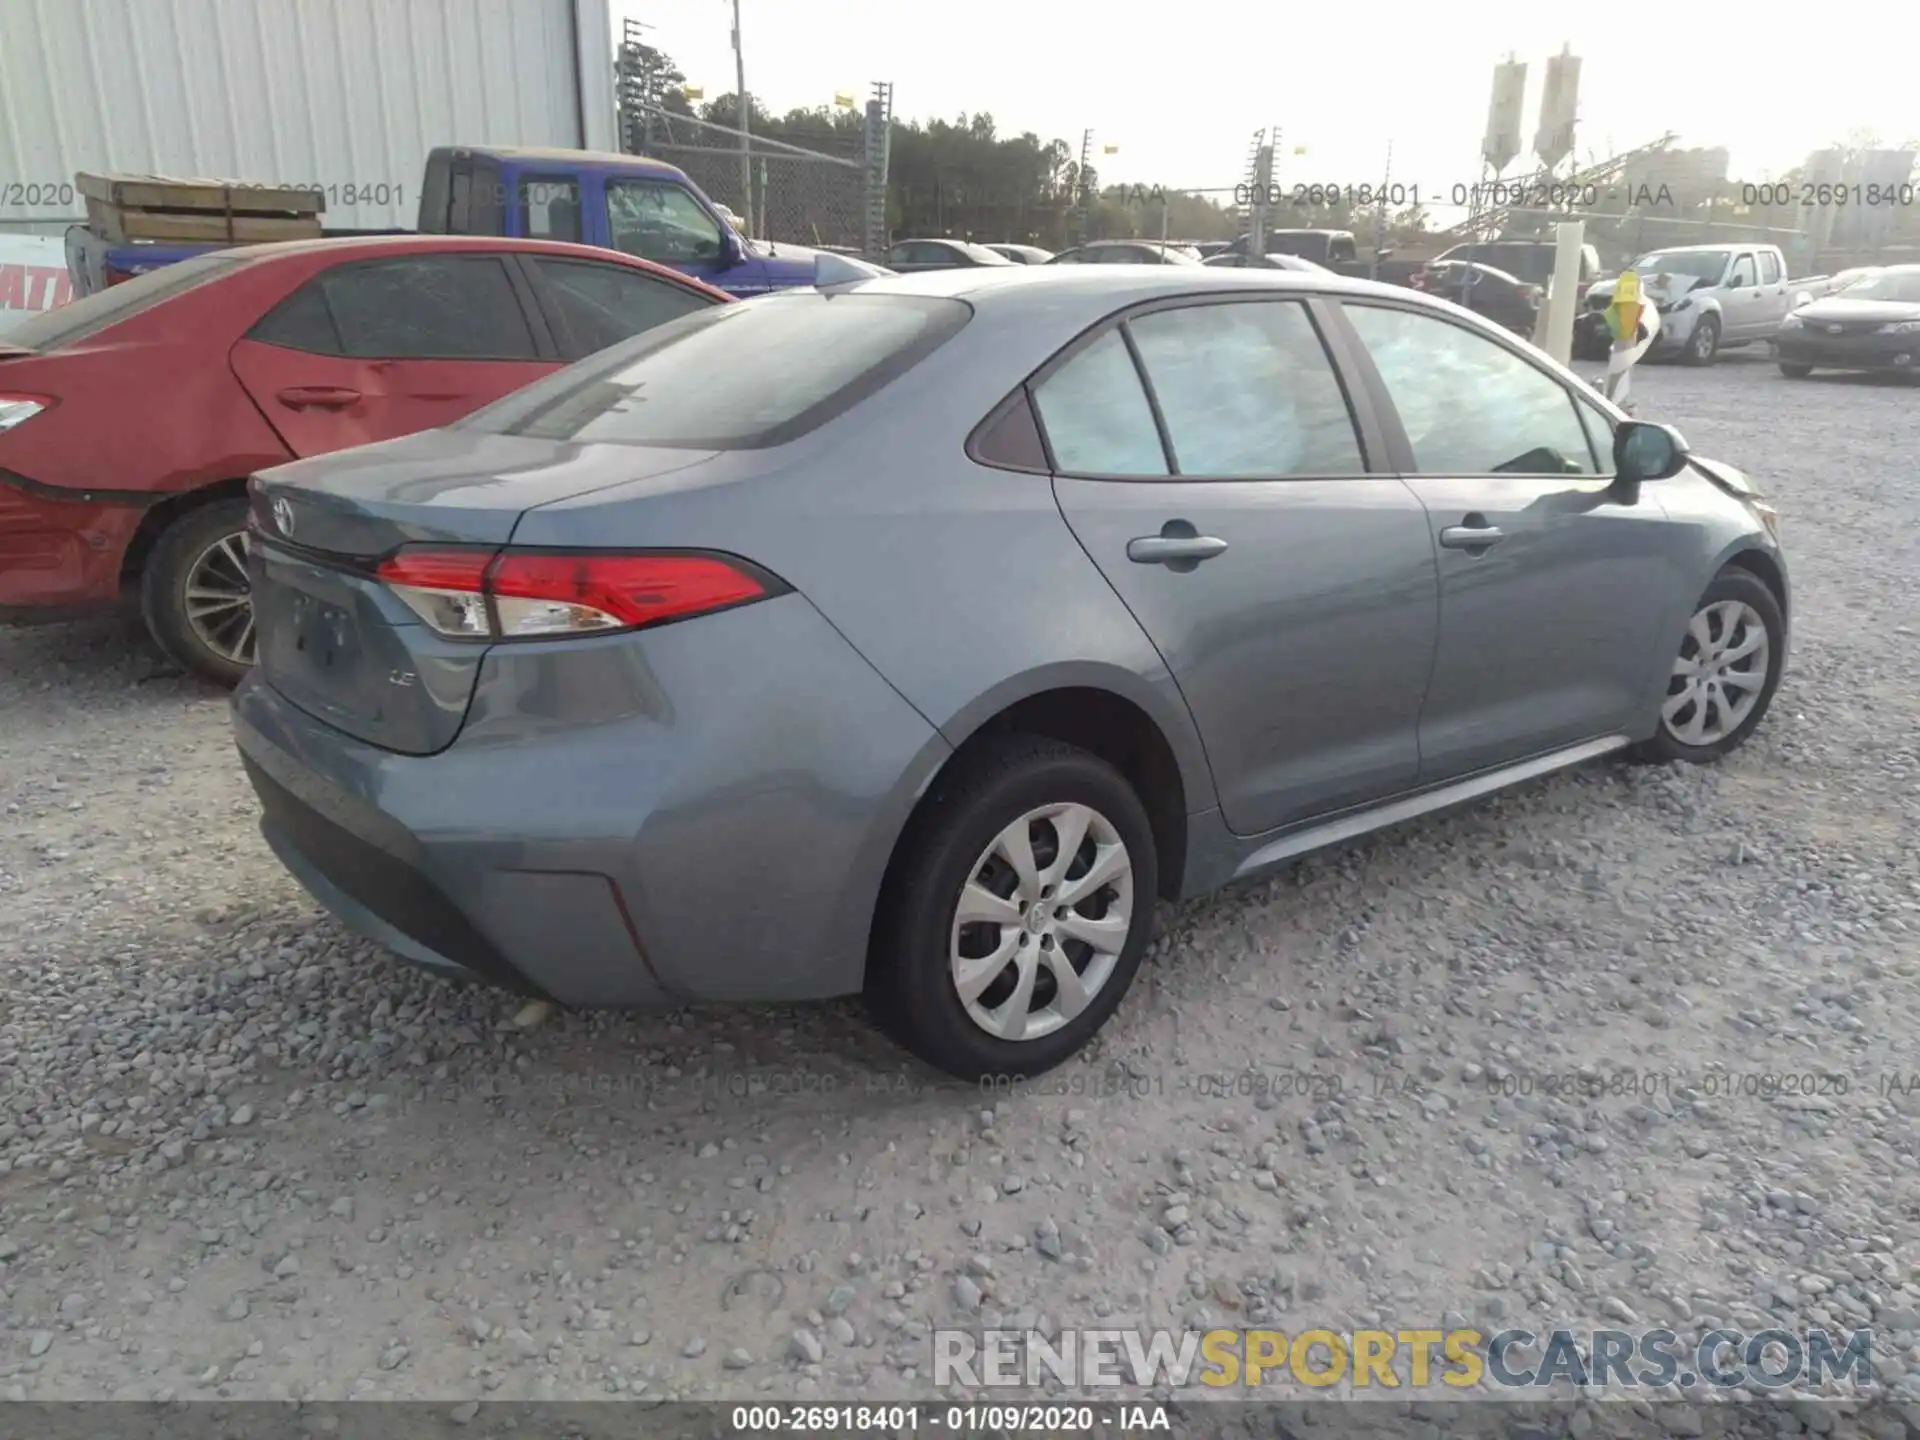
[866,736,1159,1080]
[1631,567,1786,766]
[1779,361,1813,378]
[140,498,254,687]
[1681,314,1720,366]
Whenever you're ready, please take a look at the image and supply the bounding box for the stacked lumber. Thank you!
[75,173,326,244]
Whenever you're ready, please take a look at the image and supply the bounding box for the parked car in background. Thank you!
[1576,244,1795,365]
[985,243,1055,265]
[1203,253,1328,272]
[66,148,833,299]
[234,265,1788,1080]
[1411,260,1541,337]
[1220,230,1359,266]
[884,239,1019,272]
[0,234,727,683]
[1791,266,1878,310]
[1048,241,1202,266]
[1436,239,1603,300]
[1777,264,1920,379]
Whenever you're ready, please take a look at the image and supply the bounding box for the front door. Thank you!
[598,175,741,289]
[1039,297,1440,837]
[230,253,558,458]
[1335,301,1685,782]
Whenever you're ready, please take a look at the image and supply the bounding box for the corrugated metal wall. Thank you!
[0,0,617,232]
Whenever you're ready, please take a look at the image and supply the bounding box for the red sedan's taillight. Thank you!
[374,546,780,640]
[0,394,53,433]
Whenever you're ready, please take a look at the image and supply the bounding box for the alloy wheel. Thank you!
[948,802,1133,1043]
[182,530,255,666]
[1661,599,1770,747]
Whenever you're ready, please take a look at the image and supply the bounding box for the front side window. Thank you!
[1728,254,1757,287]
[1030,330,1169,476]
[1343,304,1596,475]
[1125,302,1364,476]
[605,181,723,265]
[528,258,715,357]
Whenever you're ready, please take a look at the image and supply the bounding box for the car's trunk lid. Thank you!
[248,428,720,755]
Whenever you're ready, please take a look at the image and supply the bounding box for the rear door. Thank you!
[1332,299,1685,781]
[230,252,557,457]
[1755,249,1791,331]
[519,254,719,360]
[1042,296,1440,836]
[1719,250,1762,338]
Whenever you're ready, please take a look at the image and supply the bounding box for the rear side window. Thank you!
[520,177,581,243]
[528,257,714,357]
[266,256,539,360]
[1125,301,1365,476]
[6,253,244,349]
[463,291,969,448]
[1030,329,1169,476]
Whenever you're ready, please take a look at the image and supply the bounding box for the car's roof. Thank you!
[831,264,1430,317]
[194,233,730,297]
[444,144,686,175]
[1636,242,1741,253]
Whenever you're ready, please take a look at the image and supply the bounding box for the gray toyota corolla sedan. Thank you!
[232,265,1789,1080]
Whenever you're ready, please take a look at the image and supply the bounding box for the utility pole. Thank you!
[730,0,753,238]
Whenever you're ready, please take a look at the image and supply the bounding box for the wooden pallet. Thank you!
[76,172,326,244]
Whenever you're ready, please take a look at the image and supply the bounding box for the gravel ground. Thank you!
[1,352,1917,1425]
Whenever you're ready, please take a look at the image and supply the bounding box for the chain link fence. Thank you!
[630,108,873,252]
[617,27,891,257]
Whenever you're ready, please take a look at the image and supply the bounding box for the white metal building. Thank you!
[0,0,619,236]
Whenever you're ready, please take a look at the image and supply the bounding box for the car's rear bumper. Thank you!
[231,593,952,1008]
[0,468,148,611]
[1776,330,1920,370]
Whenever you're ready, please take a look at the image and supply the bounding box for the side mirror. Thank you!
[718,229,745,269]
[1614,420,1689,483]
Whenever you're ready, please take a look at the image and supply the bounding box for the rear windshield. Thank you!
[461,291,971,449]
[7,253,246,349]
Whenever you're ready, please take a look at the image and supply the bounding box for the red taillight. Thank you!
[373,546,777,640]
[0,393,54,434]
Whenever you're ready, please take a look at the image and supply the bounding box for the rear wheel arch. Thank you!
[910,684,1191,903]
[119,477,251,589]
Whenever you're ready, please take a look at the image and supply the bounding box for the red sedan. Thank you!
[0,235,728,683]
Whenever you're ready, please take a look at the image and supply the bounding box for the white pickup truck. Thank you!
[1574,243,1808,365]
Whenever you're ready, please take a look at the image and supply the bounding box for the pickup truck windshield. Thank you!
[460,292,971,449]
[1631,251,1732,282]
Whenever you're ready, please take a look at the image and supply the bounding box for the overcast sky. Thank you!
[621,0,1916,213]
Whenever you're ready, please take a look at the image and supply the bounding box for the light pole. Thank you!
[730,0,753,238]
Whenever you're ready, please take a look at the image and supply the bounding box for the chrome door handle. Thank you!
[1127,535,1229,565]
[1439,525,1504,550]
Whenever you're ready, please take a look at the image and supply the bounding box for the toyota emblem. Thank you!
[271,496,295,537]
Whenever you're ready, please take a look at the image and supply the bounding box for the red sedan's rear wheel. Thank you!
[140,498,255,687]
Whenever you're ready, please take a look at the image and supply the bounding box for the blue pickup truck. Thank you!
[67,146,837,298]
